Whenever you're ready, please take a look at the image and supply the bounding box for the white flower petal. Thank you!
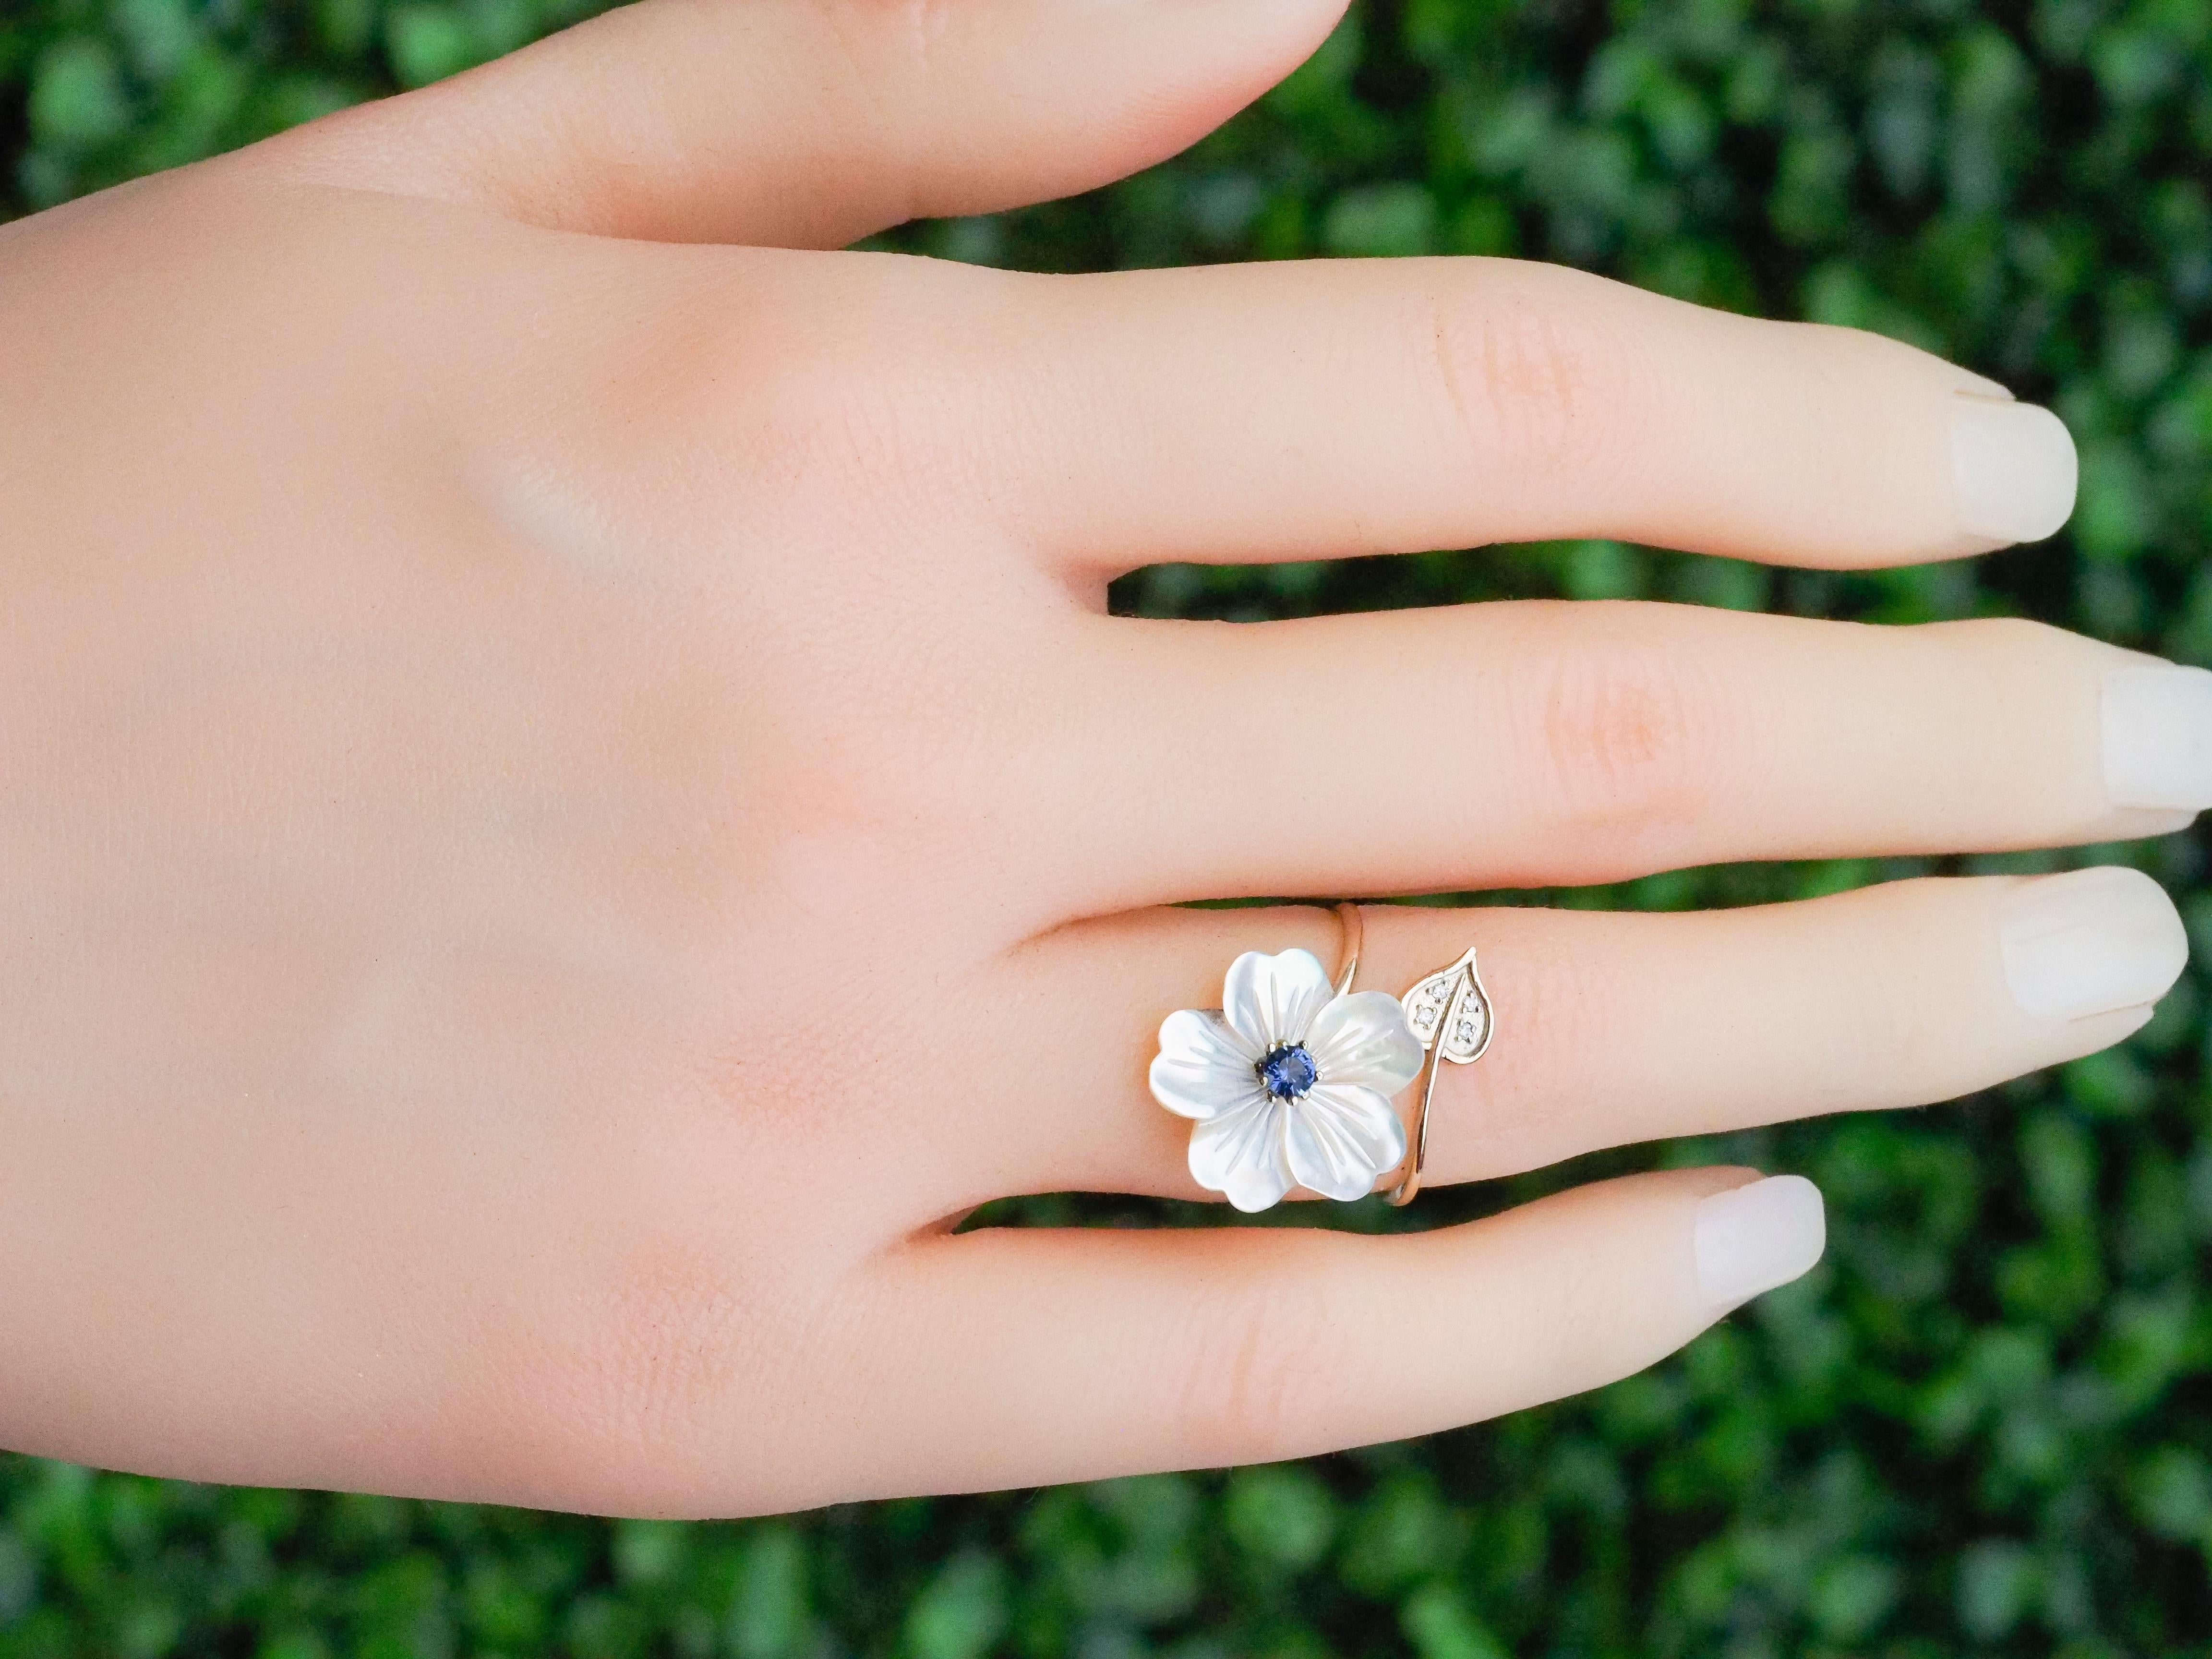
[1284,1082,1407,1202]
[1189,1094,1295,1212]
[1150,1008,1263,1119]
[1305,991,1425,1095]
[1223,949,1336,1053]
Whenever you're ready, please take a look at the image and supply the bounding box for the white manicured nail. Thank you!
[1952,394,2077,547]
[2000,866,2188,1022]
[2104,665,2212,810]
[1693,1176,1825,1313]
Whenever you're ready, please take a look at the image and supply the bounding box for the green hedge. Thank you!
[7,0,2212,1651]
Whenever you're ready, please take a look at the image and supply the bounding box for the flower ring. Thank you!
[1148,947,1426,1212]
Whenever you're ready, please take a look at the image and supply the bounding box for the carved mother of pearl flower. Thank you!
[1149,948,1426,1213]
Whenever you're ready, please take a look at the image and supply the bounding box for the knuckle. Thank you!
[883,0,958,85]
[556,1234,757,1478]
[819,0,954,107]
[628,263,957,514]
[1422,284,1629,484]
[1167,1239,1344,1460]
[475,1219,777,1513]
[579,1241,751,1458]
[1549,1226,1667,1379]
[723,338,929,503]
[1528,619,1734,837]
[1810,882,1950,1086]
[1836,966,1936,1086]
[1797,316,1949,389]
[1917,615,2091,781]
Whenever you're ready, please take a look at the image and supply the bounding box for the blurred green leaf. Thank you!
[383,4,475,88]
[1399,1583,1508,1659]
[728,1526,810,1659]
[1807,1553,1899,1642]
[904,1551,1007,1659]
[1224,1466,1335,1572]
[1957,1539,2036,1640]
[28,35,128,148]
[1323,182,1438,256]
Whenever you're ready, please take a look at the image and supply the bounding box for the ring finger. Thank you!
[984,868,2187,1204]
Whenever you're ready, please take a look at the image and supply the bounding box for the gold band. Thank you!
[1390,955,1459,1206]
[1330,900,1363,998]
[1328,902,1493,1208]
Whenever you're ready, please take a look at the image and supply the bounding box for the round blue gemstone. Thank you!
[1257,1044,1318,1100]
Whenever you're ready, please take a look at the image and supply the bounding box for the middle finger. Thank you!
[1046,602,2205,907]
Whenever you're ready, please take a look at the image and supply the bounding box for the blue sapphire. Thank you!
[1257,1044,1318,1100]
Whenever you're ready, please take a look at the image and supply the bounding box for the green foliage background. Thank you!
[8,0,2212,1651]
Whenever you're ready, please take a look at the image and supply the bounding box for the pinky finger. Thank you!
[861,1168,1823,1493]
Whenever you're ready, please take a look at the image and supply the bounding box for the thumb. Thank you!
[258,0,1350,248]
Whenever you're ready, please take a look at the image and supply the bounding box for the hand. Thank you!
[0,0,2192,1518]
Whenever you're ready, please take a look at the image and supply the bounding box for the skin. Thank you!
[0,0,2185,1515]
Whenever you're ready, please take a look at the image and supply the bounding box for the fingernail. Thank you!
[2104,664,2212,810]
[1952,394,2077,548]
[1694,1175,1825,1313]
[1999,866,2188,1022]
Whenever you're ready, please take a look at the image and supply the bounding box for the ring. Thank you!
[1147,904,1496,1212]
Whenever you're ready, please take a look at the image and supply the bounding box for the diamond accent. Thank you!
[1399,952,1492,1064]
